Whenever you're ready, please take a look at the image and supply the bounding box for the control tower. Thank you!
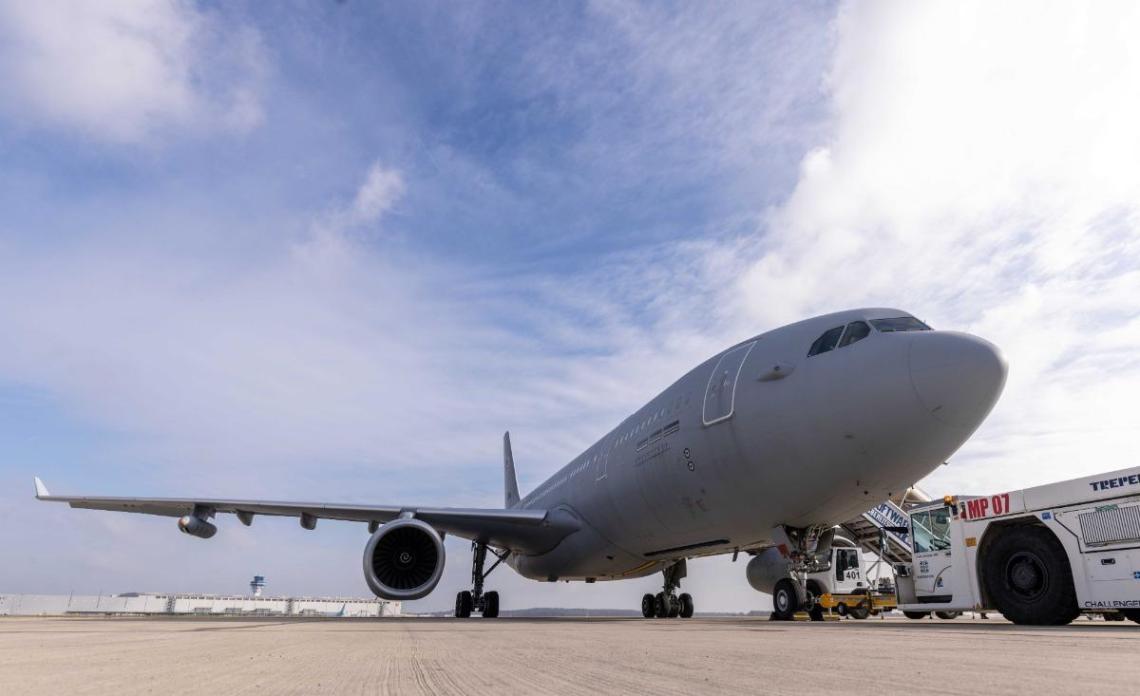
[249,575,266,597]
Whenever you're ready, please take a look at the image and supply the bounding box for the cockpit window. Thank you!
[809,320,874,357]
[807,326,844,357]
[870,316,932,333]
[838,321,871,348]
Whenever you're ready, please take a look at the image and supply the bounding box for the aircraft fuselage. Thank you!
[512,307,1007,582]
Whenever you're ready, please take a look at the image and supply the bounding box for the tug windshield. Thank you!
[911,506,953,553]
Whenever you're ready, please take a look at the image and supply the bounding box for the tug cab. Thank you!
[894,466,1140,625]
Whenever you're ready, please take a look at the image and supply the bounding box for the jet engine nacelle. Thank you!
[363,518,445,600]
[746,547,791,594]
[177,515,217,539]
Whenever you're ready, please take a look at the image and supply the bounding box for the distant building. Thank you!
[0,592,400,618]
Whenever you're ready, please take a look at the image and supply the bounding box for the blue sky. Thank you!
[2,1,1139,612]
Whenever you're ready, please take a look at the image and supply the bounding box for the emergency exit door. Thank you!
[702,341,755,425]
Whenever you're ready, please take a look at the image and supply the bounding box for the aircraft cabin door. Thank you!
[702,342,756,425]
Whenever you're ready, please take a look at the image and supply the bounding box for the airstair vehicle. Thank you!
[806,489,940,620]
[840,489,929,566]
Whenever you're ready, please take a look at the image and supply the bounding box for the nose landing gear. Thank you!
[768,524,828,621]
[640,560,694,618]
[454,541,509,618]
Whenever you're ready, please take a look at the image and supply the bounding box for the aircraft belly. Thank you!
[512,516,648,581]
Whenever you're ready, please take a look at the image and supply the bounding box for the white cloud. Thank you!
[727,0,1140,495]
[0,0,265,143]
[300,162,407,268]
[351,164,406,225]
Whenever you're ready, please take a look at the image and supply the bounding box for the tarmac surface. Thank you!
[2,615,1138,695]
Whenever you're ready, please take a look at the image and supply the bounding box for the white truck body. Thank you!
[895,465,1140,623]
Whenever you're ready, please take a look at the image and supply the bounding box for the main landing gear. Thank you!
[640,560,694,619]
[455,541,509,618]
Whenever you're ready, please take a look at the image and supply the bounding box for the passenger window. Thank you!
[807,326,844,357]
[838,321,871,348]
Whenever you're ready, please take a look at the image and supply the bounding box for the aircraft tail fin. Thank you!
[504,431,520,508]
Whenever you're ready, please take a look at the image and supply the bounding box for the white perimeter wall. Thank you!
[0,594,400,617]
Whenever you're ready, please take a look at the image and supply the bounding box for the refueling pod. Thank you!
[177,515,217,539]
[363,517,446,600]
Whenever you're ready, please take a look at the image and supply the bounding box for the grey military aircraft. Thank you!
[36,308,1006,619]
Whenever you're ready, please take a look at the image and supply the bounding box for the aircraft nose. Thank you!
[909,331,1008,429]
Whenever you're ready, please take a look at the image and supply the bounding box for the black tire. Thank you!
[667,597,680,618]
[455,590,473,618]
[848,602,871,620]
[808,604,825,621]
[983,525,1080,626]
[679,593,694,619]
[641,593,656,618]
[771,579,800,621]
[654,592,672,618]
[1104,613,1125,621]
[903,611,929,620]
[934,611,960,620]
[482,591,499,618]
[1120,609,1140,624]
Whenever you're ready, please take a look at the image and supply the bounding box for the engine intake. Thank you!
[363,518,445,600]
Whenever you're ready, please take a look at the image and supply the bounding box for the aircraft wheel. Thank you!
[1121,609,1140,625]
[903,611,929,620]
[641,593,656,618]
[455,590,473,618]
[934,610,960,620]
[679,593,694,618]
[771,579,800,621]
[654,592,673,618]
[667,595,681,618]
[482,591,499,618]
[984,525,1079,626]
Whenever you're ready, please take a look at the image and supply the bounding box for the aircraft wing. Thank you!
[33,477,578,555]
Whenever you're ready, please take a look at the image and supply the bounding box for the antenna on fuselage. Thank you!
[504,431,520,508]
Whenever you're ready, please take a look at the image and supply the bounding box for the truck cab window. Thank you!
[834,548,858,581]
